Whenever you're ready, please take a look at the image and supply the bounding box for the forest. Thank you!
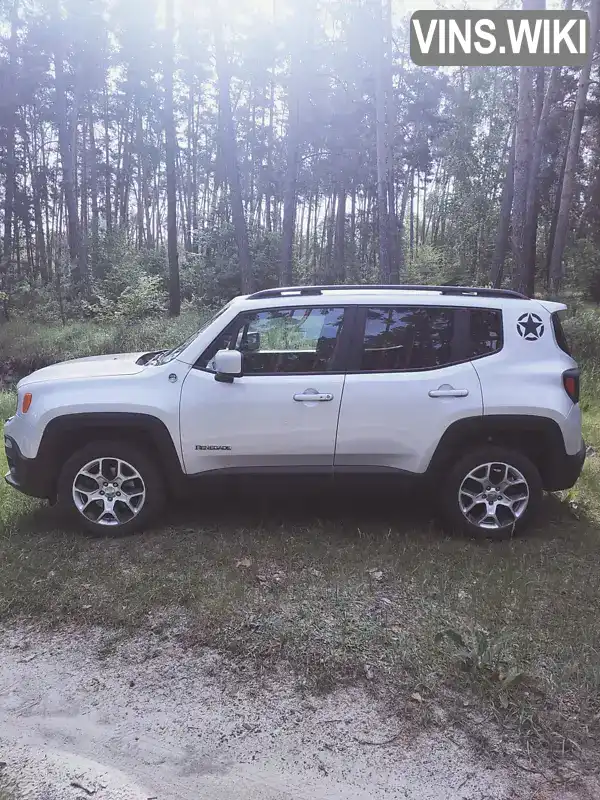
[0,0,598,329]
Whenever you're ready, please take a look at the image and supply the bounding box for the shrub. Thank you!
[0,308,215,384]
[405,245,466,286]
[563,308,600,368]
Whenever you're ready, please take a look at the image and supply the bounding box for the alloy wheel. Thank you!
[458,461,530,530]
[72,457,146,526]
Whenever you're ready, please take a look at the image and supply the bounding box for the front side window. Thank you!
[199,306,346,374]
[359,306,454,371]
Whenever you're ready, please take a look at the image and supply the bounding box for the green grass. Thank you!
[2,383,600,769]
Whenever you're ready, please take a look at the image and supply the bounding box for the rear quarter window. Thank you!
[468,309,503,358]
[551,311,572,356]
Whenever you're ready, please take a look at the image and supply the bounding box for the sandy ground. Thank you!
[0,622,591,800]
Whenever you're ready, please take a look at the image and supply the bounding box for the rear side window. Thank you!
[551,311,571,355]
[359,306,454,371]
[468,309,503,358]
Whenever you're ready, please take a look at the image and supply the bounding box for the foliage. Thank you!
[0,310,209,384]
[434,627,528,708]
[191,227,280,305]
[563,309,600,369]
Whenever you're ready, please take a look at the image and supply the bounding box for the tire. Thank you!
[58,440,166,536]
[439,446,543,540]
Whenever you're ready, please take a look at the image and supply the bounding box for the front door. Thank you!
[179,305,349,475]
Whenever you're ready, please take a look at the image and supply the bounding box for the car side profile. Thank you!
[4,284,585,539]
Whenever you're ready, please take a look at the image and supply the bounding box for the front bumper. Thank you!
[542,440,586,492]
[4,434,53,500]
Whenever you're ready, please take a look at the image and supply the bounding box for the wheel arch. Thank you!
[427,414,567,489]
[38,413,184,500]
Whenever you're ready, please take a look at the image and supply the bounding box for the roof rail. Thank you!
[247,284,529,301]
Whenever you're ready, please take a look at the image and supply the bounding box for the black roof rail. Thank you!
[247,284,529,300]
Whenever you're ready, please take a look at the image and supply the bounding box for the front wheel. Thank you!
[58,440,165,536]
[439,446,542,539]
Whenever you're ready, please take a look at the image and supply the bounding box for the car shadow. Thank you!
[11,474,579,545]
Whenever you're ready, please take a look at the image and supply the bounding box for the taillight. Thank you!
[563,368,580,404]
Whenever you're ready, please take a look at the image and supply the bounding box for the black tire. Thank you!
[439,445,543,540]
[58,440,166,536]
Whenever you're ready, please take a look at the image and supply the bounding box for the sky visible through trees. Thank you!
[0,0,598,321]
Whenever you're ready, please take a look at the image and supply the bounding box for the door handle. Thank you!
[428,388,469,398]
[293,392,334,402]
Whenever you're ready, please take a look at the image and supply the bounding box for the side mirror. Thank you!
[214,349,243,383]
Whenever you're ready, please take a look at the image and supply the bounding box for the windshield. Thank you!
[149,303,233,365]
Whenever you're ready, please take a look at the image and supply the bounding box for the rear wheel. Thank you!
[439,446,542,539]
[58,440,165,536]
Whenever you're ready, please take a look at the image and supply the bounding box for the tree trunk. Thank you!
[511,4,537,296]
[53,14,85,289]
[28,118,48,283]
[409,174,414,259]
[2,0,18,282]
[164,0,180,316]
[215,23,253,293]
[88,101,99,275]
[375,0,391,281]
[549,0,600,293]
[491,128,516,287]
[136,105,145,248]
[334,187,346,282]
[80,116,89,278]
[103,84,112,235]
[280,53,301,286]
[546,143,568,286]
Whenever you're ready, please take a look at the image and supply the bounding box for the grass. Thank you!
[2,386,600,770]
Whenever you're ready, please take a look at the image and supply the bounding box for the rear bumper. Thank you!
[542,440,586,492]
[4,435,53,500]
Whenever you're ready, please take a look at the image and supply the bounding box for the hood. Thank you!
[18,352,149,387]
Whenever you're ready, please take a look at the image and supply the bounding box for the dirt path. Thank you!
[0,623,571,800]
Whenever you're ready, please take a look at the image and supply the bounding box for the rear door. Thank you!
[334,305,488,474]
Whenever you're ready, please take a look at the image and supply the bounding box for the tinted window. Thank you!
[360,307,454,371]
[551,311,571,355]
[469,309,503,358]
[199,307,346,374]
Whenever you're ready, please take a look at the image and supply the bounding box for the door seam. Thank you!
[332,374,348,467]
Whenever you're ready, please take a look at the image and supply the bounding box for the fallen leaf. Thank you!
[410,692,423,703]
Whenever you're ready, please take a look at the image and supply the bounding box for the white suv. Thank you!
[3,284,585,539]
